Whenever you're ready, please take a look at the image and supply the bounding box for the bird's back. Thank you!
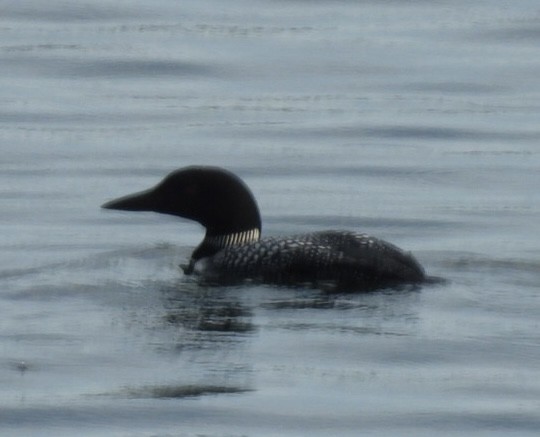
[193,230,425,290]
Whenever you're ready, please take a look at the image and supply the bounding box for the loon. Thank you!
[102,166,427,291]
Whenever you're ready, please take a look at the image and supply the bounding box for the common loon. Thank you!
[102,166,427,291]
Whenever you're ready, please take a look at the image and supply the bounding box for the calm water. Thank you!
[1,1,540,435]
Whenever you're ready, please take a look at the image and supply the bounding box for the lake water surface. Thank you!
[1,1,540,435]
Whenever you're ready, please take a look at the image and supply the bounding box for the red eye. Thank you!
[183,183,199,197]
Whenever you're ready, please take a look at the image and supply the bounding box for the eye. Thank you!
[182,183,200,197]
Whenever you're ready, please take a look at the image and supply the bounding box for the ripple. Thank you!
[120,384,252,399]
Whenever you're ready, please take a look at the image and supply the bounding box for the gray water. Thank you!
[1,1,540,435]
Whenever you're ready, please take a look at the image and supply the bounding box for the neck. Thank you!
[192,228,261,261]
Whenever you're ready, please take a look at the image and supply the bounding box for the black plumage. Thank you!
[102,166,427,291]
[196,231,425,290]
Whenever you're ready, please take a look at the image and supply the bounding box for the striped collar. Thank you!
[205,228,260,248]
[190,228,261,263]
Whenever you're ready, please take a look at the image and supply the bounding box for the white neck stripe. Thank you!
[206,228,260,248]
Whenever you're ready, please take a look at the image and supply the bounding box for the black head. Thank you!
[102,166,262,236]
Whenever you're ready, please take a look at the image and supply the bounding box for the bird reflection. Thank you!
[158,280,256,338]
[164,301,254,333]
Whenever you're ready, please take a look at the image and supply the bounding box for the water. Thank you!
[1,1,540,435]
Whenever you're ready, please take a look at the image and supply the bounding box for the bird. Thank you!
[102,166,428,291]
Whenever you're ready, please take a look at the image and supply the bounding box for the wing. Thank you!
[306,231,425,282]
[203,230,425,290]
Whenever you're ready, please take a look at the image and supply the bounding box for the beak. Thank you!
[101,188,157,212]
